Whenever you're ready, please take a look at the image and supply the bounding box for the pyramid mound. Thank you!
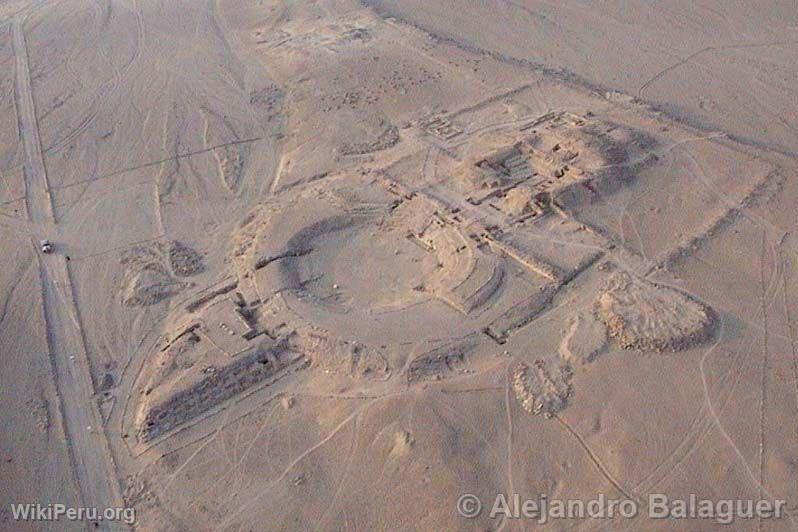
[598,271,716,352]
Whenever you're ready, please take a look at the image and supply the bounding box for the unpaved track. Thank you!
[13,15,124,530]
[37,257,124,528]
[13,17,52,224]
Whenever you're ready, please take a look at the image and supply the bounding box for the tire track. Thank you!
[42,0,145,156]
[13,14,123,530]
[779,239,798,414]
[757,229,769,532]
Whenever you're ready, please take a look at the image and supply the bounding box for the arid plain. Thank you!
[1,1,797,531]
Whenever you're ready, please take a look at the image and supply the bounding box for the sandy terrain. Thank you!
[1,1,797,531]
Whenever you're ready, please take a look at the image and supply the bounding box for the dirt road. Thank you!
[13,15,124,530]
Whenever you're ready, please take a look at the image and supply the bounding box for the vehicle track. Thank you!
[42,0,144,157]
[584,240,785,532]
[13,14,124,530]
[779,241,798,415]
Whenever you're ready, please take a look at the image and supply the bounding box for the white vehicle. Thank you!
[40,239,52,253]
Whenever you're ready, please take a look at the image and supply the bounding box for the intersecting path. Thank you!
[12,16,124,530]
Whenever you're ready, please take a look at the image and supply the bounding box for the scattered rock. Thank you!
[168,241,205,277]
[121,242,203,306]
[512,359,573,417]
[406,340,475,383]
[339,119,399,155]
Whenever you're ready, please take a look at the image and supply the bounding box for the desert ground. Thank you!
[1,0,797,530]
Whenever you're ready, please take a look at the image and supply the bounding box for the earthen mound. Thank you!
[597,271,716,352]
[121,242,203,306]
[168,241,204,277]
[339,116,399,155]
[406,339,476,382]
[136,342,305,442]
[121,262,186,307]
[499,185,536,216]
[512,359,573,417]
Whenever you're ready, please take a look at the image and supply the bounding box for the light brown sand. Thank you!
[1,1,797,531]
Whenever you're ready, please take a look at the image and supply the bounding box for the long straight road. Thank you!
[13,16,124,530]
[12,17,52,225]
